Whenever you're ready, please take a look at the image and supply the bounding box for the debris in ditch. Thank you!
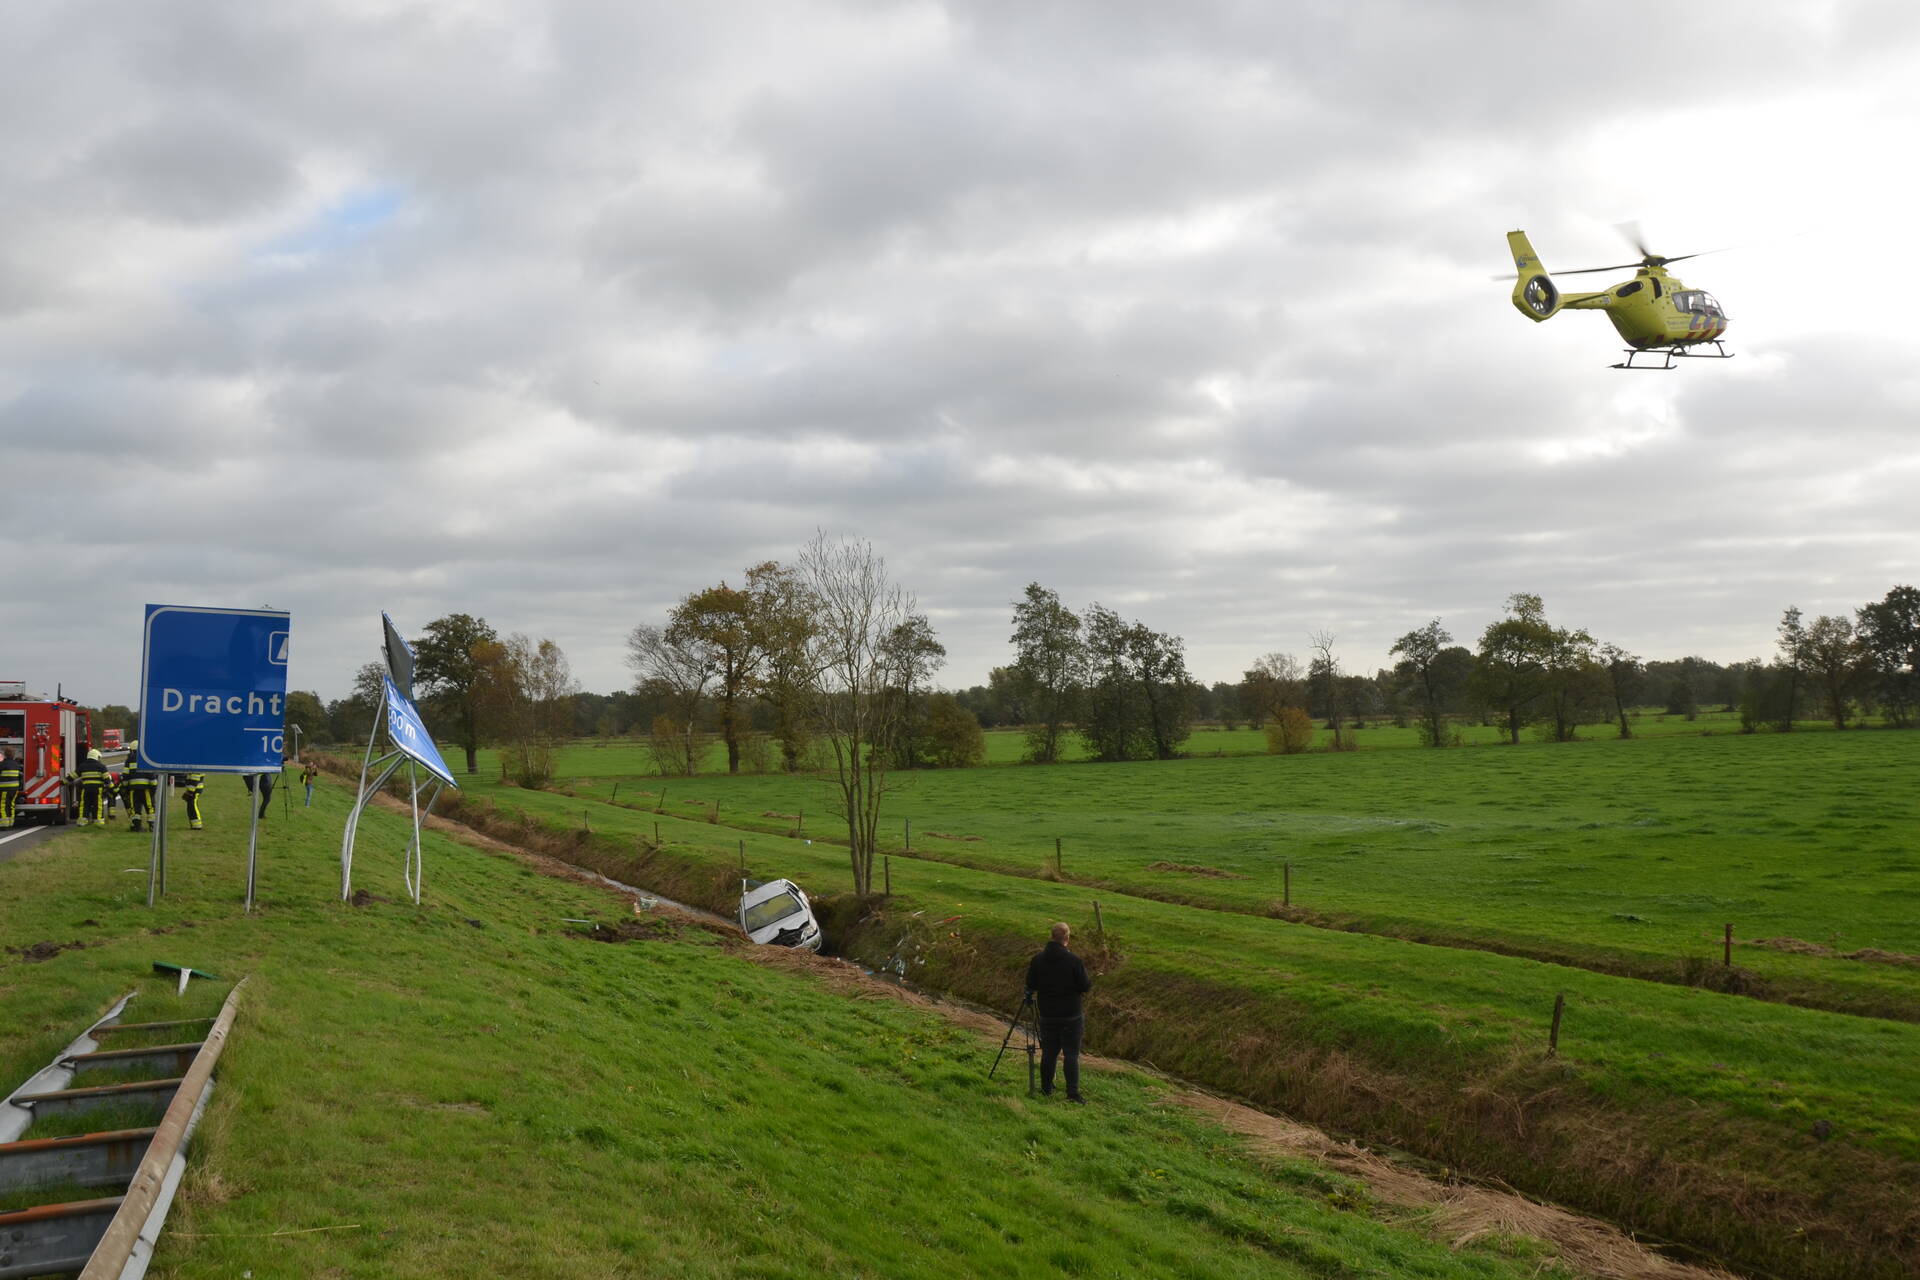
[579,918,683,944]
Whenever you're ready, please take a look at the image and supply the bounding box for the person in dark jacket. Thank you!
[69,750,110,827]
[1025,921,1092,1103]
[177,772,207,830]
[241,771,276,819]
[122,762,158,832]
[0,748,22,829]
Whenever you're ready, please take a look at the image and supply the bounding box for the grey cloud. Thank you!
[83,109,293,223]
[5,0,1917,705]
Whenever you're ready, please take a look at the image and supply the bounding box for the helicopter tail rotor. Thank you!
[1507,230,1561,322]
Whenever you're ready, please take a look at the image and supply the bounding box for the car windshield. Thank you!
[744,891,805,932]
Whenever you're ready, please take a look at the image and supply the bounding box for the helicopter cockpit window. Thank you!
[1675,291,1724,317]
[1615,281,1643,298]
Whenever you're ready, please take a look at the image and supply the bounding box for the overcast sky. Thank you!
[7,0,1919,708]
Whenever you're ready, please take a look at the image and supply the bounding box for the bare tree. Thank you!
[1308,631,1354,749]
[626,623,712,776]
[478,634,579,786]
[800,532,916,897]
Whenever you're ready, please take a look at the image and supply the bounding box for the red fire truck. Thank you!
[0,681,94,825]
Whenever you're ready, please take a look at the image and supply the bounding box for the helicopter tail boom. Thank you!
[1507,230,1560,322]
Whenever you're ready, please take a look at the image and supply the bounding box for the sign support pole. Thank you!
[340,681,391,900]
[340,751,403,900]
[403,760,422,905]
[245,775,262,913]
[147,782,169,907]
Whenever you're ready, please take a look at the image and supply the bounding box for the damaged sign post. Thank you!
[137,605,291,910]
[340,614,458,905]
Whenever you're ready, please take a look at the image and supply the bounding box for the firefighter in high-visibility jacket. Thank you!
[0,748,22,829]
[69,749,110,826]
[177,772,207,830]
[123,760,158,832]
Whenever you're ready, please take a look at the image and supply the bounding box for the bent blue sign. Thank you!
[138,604,291,773]
[383,674,457,787]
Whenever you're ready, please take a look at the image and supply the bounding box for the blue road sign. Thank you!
[383,675,458,787]
[138,605,292,773]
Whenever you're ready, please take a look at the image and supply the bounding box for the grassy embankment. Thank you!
[435,730,1920,1280]
[527,728,1920,1022]
[3,779,1595,1279]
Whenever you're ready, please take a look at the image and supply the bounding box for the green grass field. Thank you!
[436,724,1920,1279]
[2,781,1592,1279]
[563,708,1775,773]
[512,726,1920,1022]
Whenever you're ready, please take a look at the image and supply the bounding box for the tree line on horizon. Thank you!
[188,580,1915,783]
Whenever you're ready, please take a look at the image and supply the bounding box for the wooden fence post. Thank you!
[1093,900,1105,948]
[1548,993,1566,1056]
[1724,922,1733,967]
[1055,836,1062,875]
[885,855,892,896]
[1284,860,1292,908]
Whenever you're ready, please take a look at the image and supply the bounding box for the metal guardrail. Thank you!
[0,981,244,1280]
[80,980,244,1280]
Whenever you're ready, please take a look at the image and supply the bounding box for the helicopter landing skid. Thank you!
[1612,341,1734,371]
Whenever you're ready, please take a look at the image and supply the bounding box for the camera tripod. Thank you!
[988,990,1038,1095]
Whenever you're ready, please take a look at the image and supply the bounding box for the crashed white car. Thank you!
[738,878,824,952]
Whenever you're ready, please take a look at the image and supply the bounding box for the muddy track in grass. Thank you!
[402,795,1740,1280]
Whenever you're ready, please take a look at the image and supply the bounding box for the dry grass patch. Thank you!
[1148,861,1246,879]
[1182,1093,1737,1280]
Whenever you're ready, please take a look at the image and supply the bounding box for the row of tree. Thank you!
[942,584,1920,753]
[99,584,1920,772]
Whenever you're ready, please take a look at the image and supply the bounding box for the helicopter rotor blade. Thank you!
[1553,261,1645,276]
[1653,248,1727,266]
[1616,220,1654,261]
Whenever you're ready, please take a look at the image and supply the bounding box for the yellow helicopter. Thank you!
[1507,229,1731,370]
